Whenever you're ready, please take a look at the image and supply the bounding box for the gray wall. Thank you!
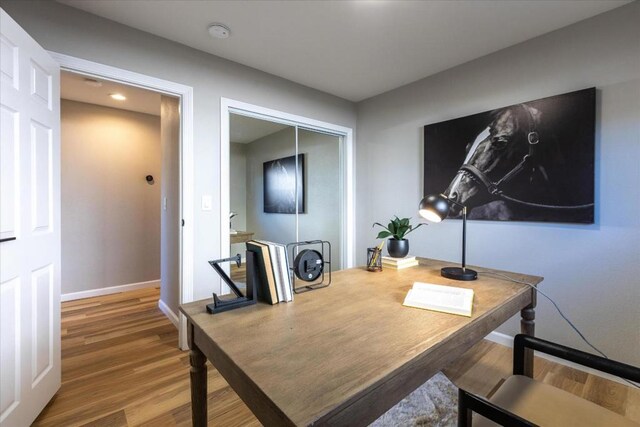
[1,0,357,301]
[160,96,180,312]
[61,100,161,294]
[6,0,638,364]
[356,3,640,365]
[230,142,248,256]
[245,128,342,267]
[246,128,299,247]
[298,129,342,269]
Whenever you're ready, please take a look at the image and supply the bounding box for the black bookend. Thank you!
[206,252,257,314]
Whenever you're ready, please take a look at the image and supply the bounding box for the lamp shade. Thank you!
[418,194,450,223]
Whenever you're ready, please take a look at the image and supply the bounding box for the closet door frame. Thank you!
[220,98,354,293]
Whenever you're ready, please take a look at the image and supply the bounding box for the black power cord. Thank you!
[477,270,639,390]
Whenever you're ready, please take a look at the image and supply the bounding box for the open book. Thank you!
[403,282,474,317]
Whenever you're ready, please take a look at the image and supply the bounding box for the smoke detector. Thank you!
[208,23,231,39]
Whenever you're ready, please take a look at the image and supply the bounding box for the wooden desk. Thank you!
[180,258,542,426]
[230,231,254,244]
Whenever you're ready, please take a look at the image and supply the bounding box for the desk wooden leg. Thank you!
[520,302,536,378]
[189,324,207,427]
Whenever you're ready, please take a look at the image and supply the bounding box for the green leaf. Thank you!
[387,221,396,234]
[375,216,427,240]
[396,225,410,239]
[404,222,428,237]
[372,222,389,232]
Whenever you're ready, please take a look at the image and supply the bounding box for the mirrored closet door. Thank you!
[228,113,343,283]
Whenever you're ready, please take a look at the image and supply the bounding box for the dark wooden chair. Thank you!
[457,334,640,427]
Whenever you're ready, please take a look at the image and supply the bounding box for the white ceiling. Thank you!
[230,114,290,144]
[61,71,162,115]
[58,0,629,102]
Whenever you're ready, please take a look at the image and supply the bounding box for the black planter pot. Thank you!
[387,238,409,258]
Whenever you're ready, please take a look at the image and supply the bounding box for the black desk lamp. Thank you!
[418,194,477,281]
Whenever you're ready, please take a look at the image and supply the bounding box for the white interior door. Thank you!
[1,8,61,426]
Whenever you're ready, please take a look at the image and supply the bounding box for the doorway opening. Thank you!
[52,52,194,349]
[60,69,180,332]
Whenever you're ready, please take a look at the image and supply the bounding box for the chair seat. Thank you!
[474,375,637,427]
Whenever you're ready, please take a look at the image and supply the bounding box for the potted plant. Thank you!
[373,216,427,258]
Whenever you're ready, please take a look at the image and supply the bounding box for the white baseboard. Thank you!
[158,299,179,329]
[485,331,632,387]
[61,279,160,302]
[485,331,514,347]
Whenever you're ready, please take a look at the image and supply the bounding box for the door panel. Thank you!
[0,8,60,427]
[30,60,52,110]
[0,35,18,88]
[30,120,52,233]
[296,129,342,269]
[31,264,53,387]
[0,105,19,239]
[0,277,20,419]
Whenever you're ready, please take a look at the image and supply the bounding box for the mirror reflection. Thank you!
[229,113,342,283]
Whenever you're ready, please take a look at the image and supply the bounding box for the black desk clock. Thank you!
[286,240,331,293]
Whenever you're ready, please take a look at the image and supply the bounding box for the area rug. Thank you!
[369,372,458,427]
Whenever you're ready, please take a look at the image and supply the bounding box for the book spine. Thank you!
[267,243,283,302]
[382,260,418,264]
[263,246,278,305]
[256,240,293,302]
[275,244,292,302]
[281,245,293,301]
[246,245,268,303]
[382,261,419,269]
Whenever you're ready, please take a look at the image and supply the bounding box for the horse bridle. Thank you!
[456,105,593,210]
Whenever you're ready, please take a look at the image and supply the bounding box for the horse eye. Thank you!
[491,136,508,149]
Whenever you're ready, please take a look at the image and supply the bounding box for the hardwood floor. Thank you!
[34,287,260,427]
[34,287,638,426]
[444,340,639,422]
[230,263,246,283]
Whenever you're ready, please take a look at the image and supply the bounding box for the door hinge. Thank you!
[181,219,185,227]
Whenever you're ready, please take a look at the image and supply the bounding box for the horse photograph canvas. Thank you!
[423,88,595,224]
[263,154,305,214]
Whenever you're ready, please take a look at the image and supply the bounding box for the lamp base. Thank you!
[441,266,477,281]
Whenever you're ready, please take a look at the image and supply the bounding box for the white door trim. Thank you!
[220,98,355,284]
[48,52,193,350]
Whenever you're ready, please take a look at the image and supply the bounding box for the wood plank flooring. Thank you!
[34,287,259,427]
[444,340,639,423]
[34,287,638,426]
[230,263,246,283]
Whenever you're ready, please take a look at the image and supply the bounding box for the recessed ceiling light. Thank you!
[84,78,102,87]
[110,93,126,101]
[208,23,231,39]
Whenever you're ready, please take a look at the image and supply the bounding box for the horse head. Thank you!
[444,104,542,217]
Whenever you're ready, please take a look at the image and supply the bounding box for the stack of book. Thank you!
[381,255,419,270]
[245,240,293,304]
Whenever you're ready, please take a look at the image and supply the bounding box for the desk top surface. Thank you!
[180,258,542,426]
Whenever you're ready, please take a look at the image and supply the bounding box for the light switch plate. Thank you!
[201,195,213,211]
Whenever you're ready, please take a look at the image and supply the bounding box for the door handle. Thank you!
[0,237,17,243]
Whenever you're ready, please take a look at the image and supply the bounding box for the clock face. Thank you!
[293,249,324,282]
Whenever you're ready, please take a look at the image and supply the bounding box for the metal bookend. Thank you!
[206,252,257,314]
